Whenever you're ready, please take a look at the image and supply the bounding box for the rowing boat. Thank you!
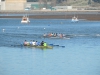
[24,44,53,49]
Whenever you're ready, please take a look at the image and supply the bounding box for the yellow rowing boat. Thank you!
[24,44,53,49]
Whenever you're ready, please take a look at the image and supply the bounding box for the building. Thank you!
[52,6,72,11]
[26,2,51,10]
[0,0,5,10]
[5,0,26,10]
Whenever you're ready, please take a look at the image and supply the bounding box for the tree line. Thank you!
[27,0,67,4]
[93,0,100,3]
[27,0,100,3]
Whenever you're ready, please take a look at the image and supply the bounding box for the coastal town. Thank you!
[0,0,100,11]
[0,0,100,21]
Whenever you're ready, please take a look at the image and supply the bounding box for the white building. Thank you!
[5,0,26,10]
[0,0,26,10]
[0,0,5,10]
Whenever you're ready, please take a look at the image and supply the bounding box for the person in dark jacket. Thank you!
[41,41,44,46]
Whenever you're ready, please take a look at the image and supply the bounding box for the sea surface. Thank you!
[0,18,100,75]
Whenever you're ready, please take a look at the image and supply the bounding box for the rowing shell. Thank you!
[24,45,53,49]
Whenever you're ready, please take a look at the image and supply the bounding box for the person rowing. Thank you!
[41,41,44,46]
[43,33,47,37]
[24,40,29,46]
[32,40,36,46]
[35,41,41,46]
[60,33,63,38]
[53,33,57,37]
[29,40,33,46]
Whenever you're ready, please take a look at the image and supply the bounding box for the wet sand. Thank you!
[0,11,100,21]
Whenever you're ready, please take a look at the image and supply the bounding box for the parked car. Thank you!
[25,7,31,10]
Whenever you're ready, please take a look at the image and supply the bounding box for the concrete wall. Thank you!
[0,0,1,10]
[1,2,5,10]
[6,0,26,2]
[5,2,26,10]
[5,0,26,10]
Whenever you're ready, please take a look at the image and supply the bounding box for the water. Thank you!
[0,18,100,75]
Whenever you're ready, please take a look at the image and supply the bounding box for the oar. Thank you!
[11,44,24,47]
[49,44,59,46]
[59,46,65,48]
[49,44,53,46]
[54,45,65,48]
[49,44,65,48]
[53,45,59,46]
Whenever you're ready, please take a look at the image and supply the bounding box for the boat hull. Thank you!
[21,21,30,23]
[24,45,53,49]
[71,16,79,22]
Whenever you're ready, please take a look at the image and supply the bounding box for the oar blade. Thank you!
[61,46,65,48]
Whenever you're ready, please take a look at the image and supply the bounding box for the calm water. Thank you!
[0,18,100,75]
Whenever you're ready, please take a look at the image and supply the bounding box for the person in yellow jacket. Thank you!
[43,42,47,46]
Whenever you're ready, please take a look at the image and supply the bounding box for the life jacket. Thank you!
[43,42,47,46]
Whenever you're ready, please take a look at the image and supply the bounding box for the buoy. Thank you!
[2,29,5,32]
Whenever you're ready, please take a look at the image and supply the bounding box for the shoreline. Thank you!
[0,11,100,21]
[0,14,100,21]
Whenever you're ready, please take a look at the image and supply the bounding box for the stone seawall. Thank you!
[0,10,100,21]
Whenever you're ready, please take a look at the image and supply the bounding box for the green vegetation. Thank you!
[27,0,100,3]
[93,0,100,3]
[27,0,100,7]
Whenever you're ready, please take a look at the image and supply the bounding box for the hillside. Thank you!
[65,0,100,6]
[27,0,100,7]
[65,0,89,6]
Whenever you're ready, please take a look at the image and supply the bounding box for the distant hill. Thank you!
[27,0,100,7]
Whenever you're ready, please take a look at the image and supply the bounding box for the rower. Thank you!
[43,33,46,37]
[32,40,36,46]
[24,40,28,46]
[60,33,63,38]
[41,41,44,46]
[35,41,40,46]
[29,40,32,45]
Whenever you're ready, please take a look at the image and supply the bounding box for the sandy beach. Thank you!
[0,10,100,21]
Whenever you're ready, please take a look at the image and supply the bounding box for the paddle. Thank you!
[11,43,24,47]
[54,45,65,48]
[49,44,65,48]
[49,44,53,46]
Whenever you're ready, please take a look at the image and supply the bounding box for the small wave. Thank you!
[95,34,100,36]
[66,34,90,37]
